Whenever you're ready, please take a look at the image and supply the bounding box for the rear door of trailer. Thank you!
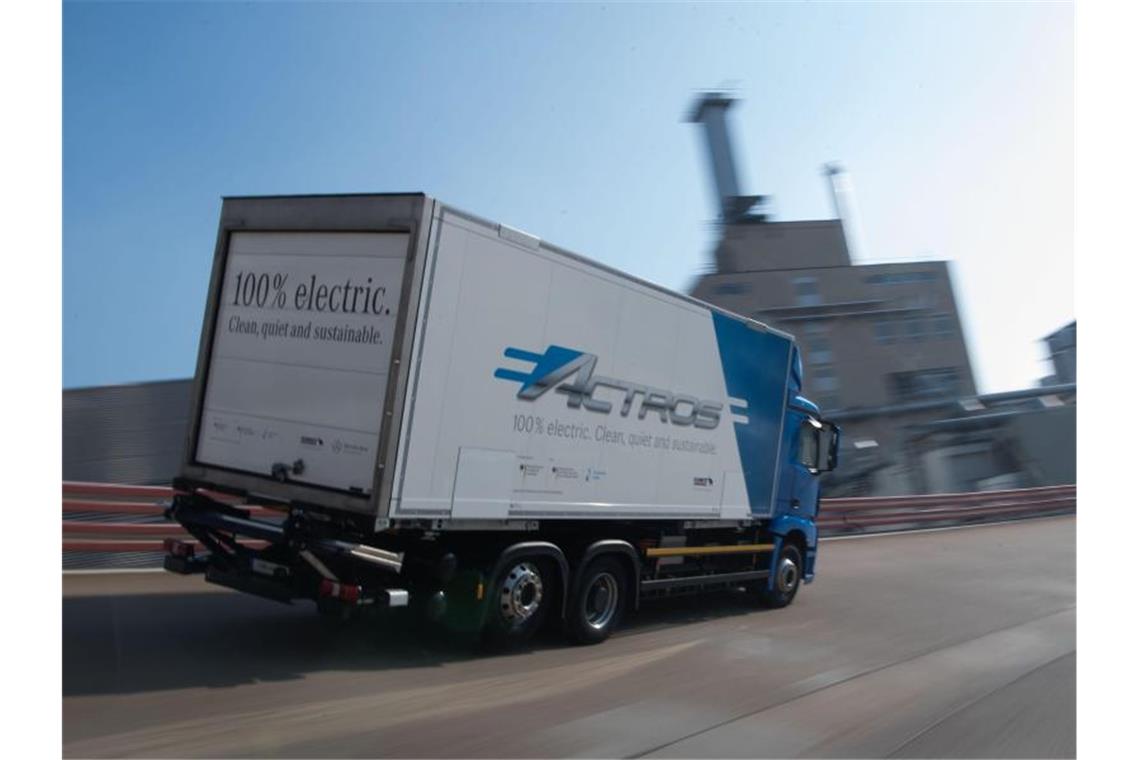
[180,195,434,518]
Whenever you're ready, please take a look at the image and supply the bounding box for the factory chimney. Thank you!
[687,92,765,222]
[822,162,862,261]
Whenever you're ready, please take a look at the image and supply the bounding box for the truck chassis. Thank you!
[166,479,811,645]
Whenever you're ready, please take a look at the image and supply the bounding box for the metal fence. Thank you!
[62,481,1076,570]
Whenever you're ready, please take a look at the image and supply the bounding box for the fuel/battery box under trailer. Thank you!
[168,194,839,644]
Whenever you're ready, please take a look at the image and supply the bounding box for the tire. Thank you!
[760,543,803,609]
[483,557,552,647]
[566,557,629,645]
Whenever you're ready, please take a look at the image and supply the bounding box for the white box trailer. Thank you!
[169,194,839,645]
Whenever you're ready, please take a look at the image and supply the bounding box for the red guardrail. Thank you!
[817,484,1075,531]
[61,481,1076,556]
[62,481,278,554]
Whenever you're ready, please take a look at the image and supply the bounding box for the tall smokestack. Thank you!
[688,92,763,221]
[822,162,863,261]
[823,162,846,220]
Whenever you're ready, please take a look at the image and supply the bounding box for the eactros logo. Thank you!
[494,345,723,429]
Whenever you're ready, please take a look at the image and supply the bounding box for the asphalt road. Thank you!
[63,516,1075,758]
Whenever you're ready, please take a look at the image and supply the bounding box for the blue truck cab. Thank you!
[769,347,840,592]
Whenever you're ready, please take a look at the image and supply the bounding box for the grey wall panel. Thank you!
[63,380,193,484]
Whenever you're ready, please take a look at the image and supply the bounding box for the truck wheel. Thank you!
[566,557,628,645]
[760,543,802,608]
[484,559,551,647]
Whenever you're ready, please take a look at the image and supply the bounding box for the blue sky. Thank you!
[63,1,1073,392]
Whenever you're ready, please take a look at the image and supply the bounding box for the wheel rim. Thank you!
[776,556,799,593]
[499,562,544,626]
[585,572,619,630]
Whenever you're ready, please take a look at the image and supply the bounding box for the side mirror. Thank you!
[820,421,840,472]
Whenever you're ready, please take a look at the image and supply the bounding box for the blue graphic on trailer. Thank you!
[497,344,726,428]
[493,345,591,399]
[711,313,793,515]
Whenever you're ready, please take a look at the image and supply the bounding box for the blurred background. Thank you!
[63,2,1074,497]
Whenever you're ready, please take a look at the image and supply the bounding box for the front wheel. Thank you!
[759,543,802,608]
[566,557,628,645]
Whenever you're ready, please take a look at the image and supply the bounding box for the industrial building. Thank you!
[686,92,1074,495]
[1041,321,1076,386]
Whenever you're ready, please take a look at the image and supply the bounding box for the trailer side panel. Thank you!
[390,209,792,522]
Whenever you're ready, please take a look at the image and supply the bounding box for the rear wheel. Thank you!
[483,558,551,647]
[760,543,802,608]
[566,557,628,645]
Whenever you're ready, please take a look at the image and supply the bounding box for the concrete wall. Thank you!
[63,380,193,484]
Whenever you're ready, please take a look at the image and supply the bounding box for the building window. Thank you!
[801,323,832,364]
[934,313,955,338]
[874,319,896,344]
[792,276,822,306]
[813,365,840,393]
[873,312,954,343]
[891,368,961,402]
[904,315,926,341]
[807,337,832,365]
[712,281,751,296]
[865,271,937,285]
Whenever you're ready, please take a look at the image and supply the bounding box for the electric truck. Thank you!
[165,193,839,645]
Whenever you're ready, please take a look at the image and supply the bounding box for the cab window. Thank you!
[799,421,820,471]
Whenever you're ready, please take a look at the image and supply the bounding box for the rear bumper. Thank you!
[206,563,295,603]
[163,489,412,611]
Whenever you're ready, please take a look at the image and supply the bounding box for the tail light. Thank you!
[319,579,363,604]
